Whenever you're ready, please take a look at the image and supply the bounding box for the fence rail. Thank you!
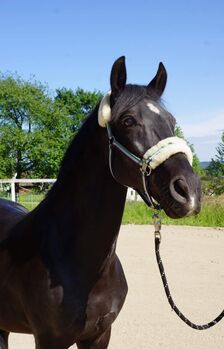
[1,176,223,205]
[0,178,141,204]
[0,178,56,202]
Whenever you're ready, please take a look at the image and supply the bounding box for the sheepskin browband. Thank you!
[98,92,193,169]
[98,91,112,127]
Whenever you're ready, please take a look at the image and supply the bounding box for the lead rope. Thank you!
[153,211,224,330]
[105,123,224,329]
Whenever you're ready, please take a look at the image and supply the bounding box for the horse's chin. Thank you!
[160,200,201,219]
[141,193,191,219]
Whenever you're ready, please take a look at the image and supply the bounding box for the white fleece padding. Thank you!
[143,137,193,169]
[98,91,111,127]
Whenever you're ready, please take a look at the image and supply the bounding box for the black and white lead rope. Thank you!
[153,212,224,330]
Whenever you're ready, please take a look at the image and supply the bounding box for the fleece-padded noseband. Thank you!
[143,137,193,169]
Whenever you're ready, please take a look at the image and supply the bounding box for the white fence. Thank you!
[0,178,56,202]
[0,178,142,203]
[126,188,142,201]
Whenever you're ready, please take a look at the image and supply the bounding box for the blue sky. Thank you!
[1,0,224,160]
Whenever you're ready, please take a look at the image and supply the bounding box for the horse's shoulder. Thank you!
[0,198,28,241]
[0,198,28,214]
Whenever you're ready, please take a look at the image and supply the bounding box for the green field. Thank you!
[18,193,45,211]
[0,192,45,211]
[122,195,224,227]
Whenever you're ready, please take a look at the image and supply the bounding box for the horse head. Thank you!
[98,56,201,218]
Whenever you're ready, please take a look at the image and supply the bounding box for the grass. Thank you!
[122,195,224,227]
[0,192,45,211]
[18,193,45,211]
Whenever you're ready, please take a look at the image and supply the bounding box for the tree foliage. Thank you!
[205,132,224,195]
[215,132,224,163]
[207,132,224,177]
[0,74,102,179]
[204,132,224,195]
[0,75,43,177]
[55,88,102,133]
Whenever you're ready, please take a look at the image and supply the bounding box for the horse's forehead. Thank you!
[118,95,175,127]
[127,98,159,112]
[146,101,161,115]
[146,99,174,119]
[135,98,176,132]
[136,98,166,119]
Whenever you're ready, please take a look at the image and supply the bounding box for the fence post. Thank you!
[11,174,17,202]
[11,180,16,202]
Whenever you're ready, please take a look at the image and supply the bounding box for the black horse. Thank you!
[0,57,201,349]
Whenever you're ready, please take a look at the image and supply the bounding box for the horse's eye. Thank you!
[121,115,136,127]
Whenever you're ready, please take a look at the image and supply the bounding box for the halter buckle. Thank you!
[140,160,152,176]
[153,212,162,241]
[154,230,161,241]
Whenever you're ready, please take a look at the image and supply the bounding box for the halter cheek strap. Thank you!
[106,124,157,208]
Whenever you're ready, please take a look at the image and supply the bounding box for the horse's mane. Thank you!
[45,103,101,200]
[59,104,100,173]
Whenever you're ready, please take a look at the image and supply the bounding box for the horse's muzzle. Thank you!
[147,156,202,219]
[168,175,201,217]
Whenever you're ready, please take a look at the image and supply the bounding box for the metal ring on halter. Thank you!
[140,161,152,176]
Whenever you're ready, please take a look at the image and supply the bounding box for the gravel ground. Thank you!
[9,225,224,349]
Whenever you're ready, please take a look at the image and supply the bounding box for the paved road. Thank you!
[9,225,224,349]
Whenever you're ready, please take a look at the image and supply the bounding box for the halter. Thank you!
[98,92,193,209]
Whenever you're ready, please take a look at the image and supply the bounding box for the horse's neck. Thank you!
[51,111,127,218]
[39,112,127,271]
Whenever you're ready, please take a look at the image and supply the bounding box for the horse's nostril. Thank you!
[170,178,189,204]
[174,179,189,198]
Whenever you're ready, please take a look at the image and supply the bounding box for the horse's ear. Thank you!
[147,62,167,97]
[110,56,127,100]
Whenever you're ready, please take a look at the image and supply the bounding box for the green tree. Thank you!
[207,132,224,177]
[0,73,70,178]
[175,125,204,175]
[215,132,224,163]
[0,75,103,179]
[55,87,102,133]
[205,133,224,195]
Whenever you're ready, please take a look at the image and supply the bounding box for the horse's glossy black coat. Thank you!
[0,57,201,349]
